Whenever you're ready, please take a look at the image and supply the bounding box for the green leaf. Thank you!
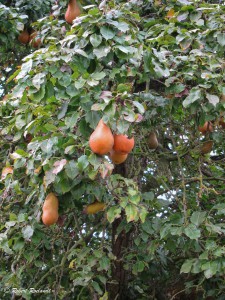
[129,194,140,205]
[206,94,219,106]
[99,256,110,271]
[170,226,183,236]
[133,101,145,114]
[142,192,154,201]
[92,72,106,81]
[22,225,34,241]
[44,170,56,188]
[13,238,25,251]
[32,73,46,90]
[88,153,102,168]
[139,208,148,223]
[17,59,32,80]
[100,26,115,40]
[183,87,202,107]
[15,116,26,129]
[217,33,225,46]
[180,259,194,273]
[44,123,58,132]
[153,60,170,78]
[184,224,201,240]
[116,22,129,32]
[77,155,89,171]
[125,204,138,222]
[117,83,132,93]
[107,206,122,223]
[75,78,86,89]
[65,112,79,129]
[56,178,72,194]
[92,281,103,294]
[202,261,219,279]
[190,211,206,226]
[41,137,58,154]
[30,85,45,101]
[93,46,111,59]
[90,33,102,47]
[65,161,79,179]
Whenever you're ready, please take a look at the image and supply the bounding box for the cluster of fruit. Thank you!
[18,29,41,48]
[89,119,134,164]
[18,0,81,47]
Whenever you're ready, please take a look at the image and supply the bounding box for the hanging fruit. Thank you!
[83,201,106,214]
[198,121,213,134]
[18,29,30,44]
[42,193,59,226]
[89,119,114,155]
[109,149,128,164]
[200,140,213,155]
[65,0,81,24]
[113,134,134,154]
[148,131,158,149]
[29,31,41,48]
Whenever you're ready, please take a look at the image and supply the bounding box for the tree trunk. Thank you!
[107,213,133,300]
[107,163,134,300]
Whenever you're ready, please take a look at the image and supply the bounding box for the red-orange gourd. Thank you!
[29,31,41,48]
[89,119,114,155]
[18,30,30,44]
[109,149,128,164]
[198,121,213,134]
[42,193,59,226]
[113,134,134,154]
[65,0,81,24]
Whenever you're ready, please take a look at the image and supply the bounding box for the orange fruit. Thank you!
[113,134,134,154]
[109,149,128,164]
[42,193,59,226]
[89,119,114,155]
[65,0,81,24]
[18,30,30,44]
[198,121,213,134]
[29,31,41,48]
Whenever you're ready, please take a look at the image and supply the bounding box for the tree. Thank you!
[1,0,225,299]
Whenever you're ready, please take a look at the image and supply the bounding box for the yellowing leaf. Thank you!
[1,166,13,180]
[69,260,76,269]
[166,8,175,19]
[34,166,42,174]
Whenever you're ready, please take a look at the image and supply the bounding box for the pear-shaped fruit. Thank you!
[148,131,158,149]
[113,134,134,154]
[65,0,81,24]
[109,149,128,164]
[42,193,59,226]
[29,31,41,48]
[18,29,30,44]
[89,119,114,155]
[83,201,106,214]
[200,141,213,155]
[198,121,213,134]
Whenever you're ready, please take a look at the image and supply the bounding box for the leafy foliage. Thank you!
[1,0,225,299]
